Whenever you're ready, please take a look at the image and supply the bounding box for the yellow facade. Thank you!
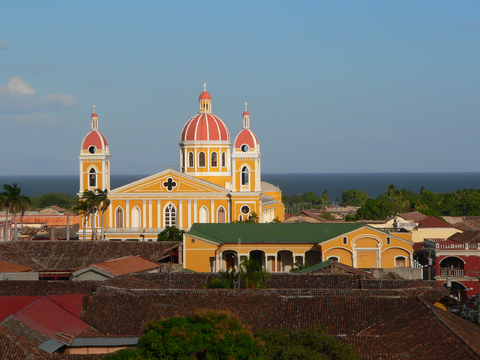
[183,224,414,272]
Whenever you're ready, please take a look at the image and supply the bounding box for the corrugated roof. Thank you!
[70,337,138,347]
[187,223,365,244]
[417,216,454,229]
[0,296,42,321]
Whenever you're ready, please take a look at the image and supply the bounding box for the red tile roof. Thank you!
[92,255,160,276]
[417,216,454,229]
[398,211,428,222]
[0,260,33,273]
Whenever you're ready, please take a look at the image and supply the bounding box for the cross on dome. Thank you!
[244,101,248,112]
[92,104,97,114]
[203,83,207,91]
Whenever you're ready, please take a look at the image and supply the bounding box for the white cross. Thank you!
[92,103,97,113]
[203,83,207,91]
[244,101,248,112]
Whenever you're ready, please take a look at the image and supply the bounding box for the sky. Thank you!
[1,1,480,176]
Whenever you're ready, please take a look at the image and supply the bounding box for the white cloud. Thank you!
[0,77,77,115]
[0,40,10,50]
[0,112,55,123]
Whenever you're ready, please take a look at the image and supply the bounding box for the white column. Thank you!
[211,200,215,223]
[157,200,161,228]
[179,200,183,229]
[126,200,130,228]
[273,255,277,272]
[148,200,152,229]
[109,203,113,229]
[194,200,198,223]
[142,200,147,228]
[79,161,83,192]
[188,200,192,228]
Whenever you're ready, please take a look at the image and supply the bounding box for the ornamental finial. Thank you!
[92,103,97,114]
[244,101,248,112]
[203,83,207,92]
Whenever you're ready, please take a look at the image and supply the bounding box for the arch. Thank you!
[199,152,206,167]
[164,202,177,227]
[277,250,294,272]
[89,167,97,187]
[211,152,218,167]
[395,256,406,268]
[222,152,226,167]
[217,206,226,223]
[305,249,322,267]
[440,256,465,277]
[199,206,209,223]
[442,281,468,302]
[221,250,238,271]
[328,256,339,262]
[131,207,141,228]
[249,250,266,268]
[440,256,466,265]
[188,152,194,167]
[241,166,249,185]
[381,247,411,268]
[115,207,124,228]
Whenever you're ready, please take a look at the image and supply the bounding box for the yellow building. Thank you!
[79,86,284,240]
[184,223,414,272]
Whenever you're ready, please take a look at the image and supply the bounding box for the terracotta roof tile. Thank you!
[92,255,160,276]
[398,211,428,222]
[417,216,454,229]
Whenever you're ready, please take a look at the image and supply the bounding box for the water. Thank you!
[1,172,479,199]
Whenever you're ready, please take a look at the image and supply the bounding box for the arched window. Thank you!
[115,208,124,228]
[222,152,226,167]
[217,207,225,223]
[199,206,209,223]
[181,150,185,168]
[188,152,194,167]
[199,152,206,167]
[131,207,141,228]
[211,152,218,167]
[241,166,249,185]
[164,203,177,227]
[396,256,406,268]
[89,168,97,187]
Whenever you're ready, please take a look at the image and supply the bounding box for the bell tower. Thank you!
[79,105,111,192]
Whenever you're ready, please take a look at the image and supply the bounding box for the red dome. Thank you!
[199,91,211,100]
[234,128,259,149]
[91,113,98,117]
[243,111,249,116]
[81,130,108,151]
[180,113,230,142]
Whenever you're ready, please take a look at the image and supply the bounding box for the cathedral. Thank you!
[79,85,285,240]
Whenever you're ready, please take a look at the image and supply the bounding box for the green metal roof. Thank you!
[187,223,365,245]
[295,259,332,273]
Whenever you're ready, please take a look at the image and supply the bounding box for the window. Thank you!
[241,166,249,185]
[199,152,206,167]
[217,207,225,223]
[188,152,194,167]
[115,208,124,228]
[89,168,96,187]
[211,152,218,167]
[386,237,391,245]
[181,150,185,168]
[396,256,406,268]
[165,203,176,227]
[342,237,347,245]
[241,144,249,152]
[88,146,96,154]
[222,152,226,167]
[131,207,141,228]
[241,205,250,214]
[199,206,209,223]
[329,256,339,262]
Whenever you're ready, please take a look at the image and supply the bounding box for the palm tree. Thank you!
[95,188,110,241]
[74,199,90,241]
[0,184,31,241]
[80,190,99,241]
[0,192,9,241]
[239,258,270,289]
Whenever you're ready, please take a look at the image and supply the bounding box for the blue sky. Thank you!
[1,1,479,175]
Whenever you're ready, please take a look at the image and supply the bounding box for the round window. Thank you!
[241,205,250,214]
[88,146,97,154]
[241,144,249,152]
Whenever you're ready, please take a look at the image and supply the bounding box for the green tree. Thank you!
[77,190,99,241]
[103,310,265,360]
[303,191,320,206]
[321,212,334,220]
[0,184,31,241]
[341,189,370,206]
[320,190,330,207]
[256,325,359,360]
[157,226,185,241]
[30,192,77,211]
[74,199,90,242]
[205,268,238,289]
[290,261,309,272]
[239,258,270,288]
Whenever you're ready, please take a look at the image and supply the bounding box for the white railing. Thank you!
[437,243,479,250]
[440,269,464,277]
